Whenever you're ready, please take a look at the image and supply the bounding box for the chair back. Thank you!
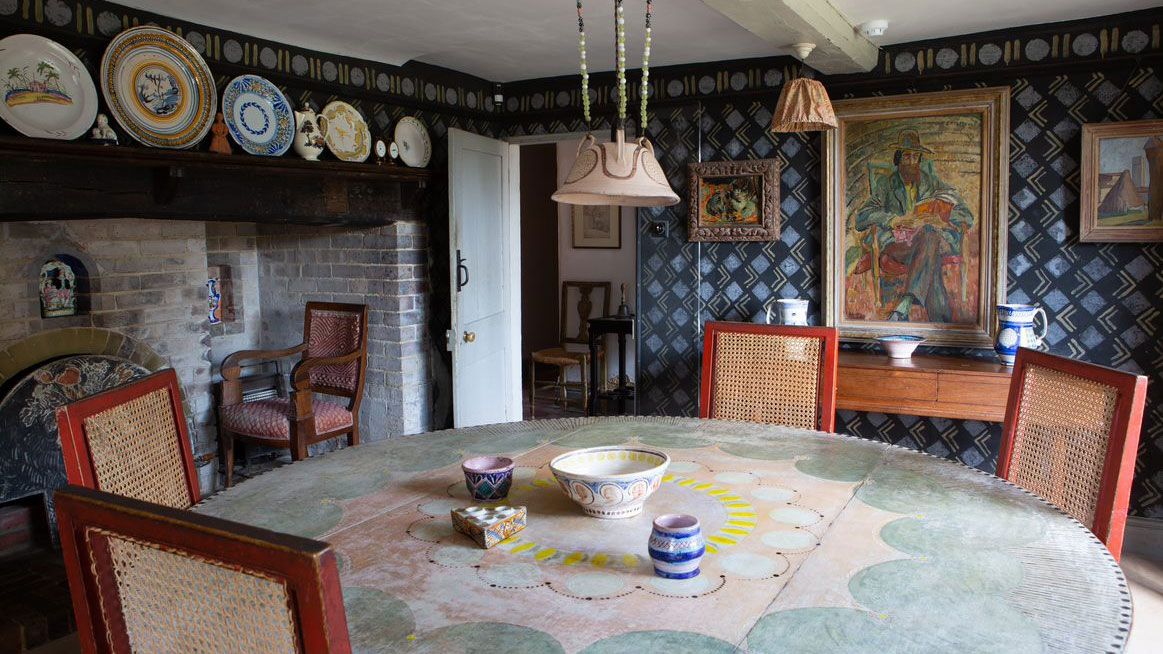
[56,369,199,509]
[55,486,351,654]
[998,348,1147,560]
[303,302,368,398]
[699,322,839,432]
[560,281,611,345]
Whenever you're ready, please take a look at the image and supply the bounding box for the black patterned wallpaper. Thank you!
[505,10,1163,519]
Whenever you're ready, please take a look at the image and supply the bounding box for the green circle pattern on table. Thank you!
[581,630,737,653]
[410,622,564,654]
[480,562,544,588]
[565,571,625,597]
[431,544,485,567]
[848,552,1023,612]
[343,587,416,654]
[210,495,343,538]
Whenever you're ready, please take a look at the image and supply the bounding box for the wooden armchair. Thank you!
[997,348,1148,561]
[55,368,200,509]
[219,302,368,487]
[699,322,839,432]
[56,486,351,653]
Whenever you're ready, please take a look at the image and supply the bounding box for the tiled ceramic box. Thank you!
[451,505,527,549]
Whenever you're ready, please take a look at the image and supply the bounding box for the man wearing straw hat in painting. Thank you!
[853,130,974,323]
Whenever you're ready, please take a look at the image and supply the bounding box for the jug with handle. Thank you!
[995,303,1047,365]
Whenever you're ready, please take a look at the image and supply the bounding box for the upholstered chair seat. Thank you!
[219,398,353,442]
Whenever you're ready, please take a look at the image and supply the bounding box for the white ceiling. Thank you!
[832,0,1161,46]
[117,1,1162,81]
[115,0,775,82]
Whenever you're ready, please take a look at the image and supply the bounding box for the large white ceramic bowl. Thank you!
[549,446,670,519]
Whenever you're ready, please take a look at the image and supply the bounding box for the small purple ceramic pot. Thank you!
[462,456,515,501]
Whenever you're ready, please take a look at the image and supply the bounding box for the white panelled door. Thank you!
[448,128,521,427]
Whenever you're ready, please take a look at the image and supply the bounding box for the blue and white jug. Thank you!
[648,514,705,579]
[995,303,1047,365]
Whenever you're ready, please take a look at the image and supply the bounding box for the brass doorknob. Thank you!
[463,331,476,343]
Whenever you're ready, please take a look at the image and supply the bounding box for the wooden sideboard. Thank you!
[836,352,1014,422]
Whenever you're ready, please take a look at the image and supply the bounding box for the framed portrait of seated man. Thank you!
[821,87,1009,347]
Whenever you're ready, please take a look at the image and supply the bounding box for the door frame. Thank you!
[449,128,523,425]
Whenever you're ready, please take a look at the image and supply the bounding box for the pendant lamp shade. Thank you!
[552,129,680,207]
[770,77,837,132]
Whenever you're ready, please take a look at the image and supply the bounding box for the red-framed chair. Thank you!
[219,302,368,487]
[699,322,839,432]
[55,368,199,509]
[997,347,1148,561]
[55,486,351,654]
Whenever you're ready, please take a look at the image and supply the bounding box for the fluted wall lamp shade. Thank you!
[770,77,837,132]
[552,130,680,207]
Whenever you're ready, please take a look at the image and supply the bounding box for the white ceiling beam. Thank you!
[701,0,880,75]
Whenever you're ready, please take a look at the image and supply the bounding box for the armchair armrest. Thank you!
[220,343,307,406]
[290,350,364,391]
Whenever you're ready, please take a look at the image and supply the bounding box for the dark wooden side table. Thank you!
[587,316,635,416]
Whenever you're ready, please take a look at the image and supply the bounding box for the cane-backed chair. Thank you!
[530,281,610,416]
[219,302,368,487]
[55,486,351,654]
[699,322,839,432]
[997,348,1147,561]
[55,368,199,509]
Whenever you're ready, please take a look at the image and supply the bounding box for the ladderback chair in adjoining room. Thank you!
[530,281,610,416]
[997,347,1148,561]
[55,486,351,654]
[56,368,200,509]
[219,302,368,487]
[699,322,840,432]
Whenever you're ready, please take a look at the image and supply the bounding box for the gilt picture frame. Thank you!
[687,159,780,242]
[821,87,1009,347]
[1079,119,1163,242]
[571,205,621,249]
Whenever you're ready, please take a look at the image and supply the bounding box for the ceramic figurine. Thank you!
[995,303,1048,365]
[209,113,232,155]
[648,514,705,579]
[39,259,77,317]
[616,282,632,318]
[451,505,527,549]
[89,113,118,145]
[765,298,809,326]
[207,278,223,325]
[461,456,515,501]
[293,102,326,161]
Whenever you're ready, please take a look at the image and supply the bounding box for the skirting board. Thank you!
[1125,517,1163,561]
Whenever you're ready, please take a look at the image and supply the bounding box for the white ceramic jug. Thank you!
[765,298,809,326]
[293,103,326,161]
[995,303,1047,365]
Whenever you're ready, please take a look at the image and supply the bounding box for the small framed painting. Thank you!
[572,205,621,248]
[687,159,780,242]
[1080,120,1163,242]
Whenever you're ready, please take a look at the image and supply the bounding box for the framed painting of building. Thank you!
[572,205,621,248]
[687,159,780,242]
[821,87,1009,347]
[1080,119,1163,242]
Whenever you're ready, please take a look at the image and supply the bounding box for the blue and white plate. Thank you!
[100,26,216,149]
[221,74,293,156]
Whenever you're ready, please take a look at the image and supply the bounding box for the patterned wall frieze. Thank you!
[0,0,500,119]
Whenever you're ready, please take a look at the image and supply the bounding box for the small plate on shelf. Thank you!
[0,34,98,140]
[320,100,370,162]
[221,75,293,156]
[394,116,431,167]
[100,26,216,149]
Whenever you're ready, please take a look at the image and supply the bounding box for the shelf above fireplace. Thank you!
[0,137,432,226]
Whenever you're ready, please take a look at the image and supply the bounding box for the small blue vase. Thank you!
[648,514,705,579]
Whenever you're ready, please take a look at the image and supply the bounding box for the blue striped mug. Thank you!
[648,514,705,579]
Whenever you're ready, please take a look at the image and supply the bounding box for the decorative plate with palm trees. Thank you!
[0,34,98,140]
[100,26,216,149]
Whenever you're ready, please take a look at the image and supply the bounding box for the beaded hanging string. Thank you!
[640,0,652,129]
[577,1,590,124]
[615,0,627,124]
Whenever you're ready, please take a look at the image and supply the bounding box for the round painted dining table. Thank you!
[196,417,1132,653]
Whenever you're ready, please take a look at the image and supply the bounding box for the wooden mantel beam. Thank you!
[701,0,880,75]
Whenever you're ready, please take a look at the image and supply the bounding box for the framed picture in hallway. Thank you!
[1080,119,1163,242]
[572,205,621,248]
[687,159,780,242]
[821,87,1009,347]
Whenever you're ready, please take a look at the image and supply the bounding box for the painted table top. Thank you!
[196,417,1131,653]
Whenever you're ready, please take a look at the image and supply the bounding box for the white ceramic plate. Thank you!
[394,116,431,168]
[100,26,216,149]
[222,75,293,156]
[0,34,98,140]
[320,100,370,162]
